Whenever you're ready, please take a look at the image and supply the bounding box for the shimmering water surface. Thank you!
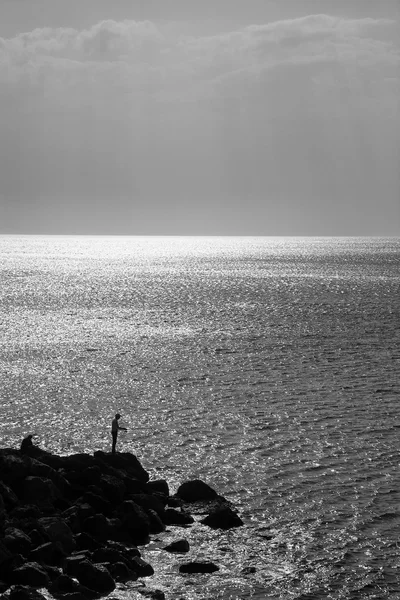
[0,236,399,599]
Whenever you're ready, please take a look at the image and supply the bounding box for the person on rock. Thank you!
[111,413,127,453]
[20,434,34,453]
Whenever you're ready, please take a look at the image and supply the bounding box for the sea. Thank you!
[0,235,399,600]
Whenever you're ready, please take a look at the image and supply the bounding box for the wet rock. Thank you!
[179,561,219,574]
[3,528,32,556]
[10,561,50,587]
[163,539,190,553]
[162,509,194,526]
[129,556,154,577]
[241,566,256,574]
[175,480,218,502]
[29,541,66,566]
[200,506,243,530]
[37,517,76,554]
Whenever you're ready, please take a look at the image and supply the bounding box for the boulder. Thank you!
[147,509,165,534]
[73,532,101,552]
[93,452,149,482]
[200,507,244,530]
[162,509,194,526]
[29,541,66,566]
[64,558,115,594]
[117,501,151,543]
[82,514,110,541]
[129,493,166,517]
[10,561,50,587]
[145,479,169,497]
[37,517,76,554]
[98,473,126,505]
[129,556,154,577]
[23,476,61,509]
[76,492,112,517]
[0,481,19,510]
[179,561,219,574]
[163,539,190,553]
[3,528,32,556]
[175,480,218,502]
[107,560,134,582]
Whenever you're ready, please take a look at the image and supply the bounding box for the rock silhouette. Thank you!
[0,447,244,598]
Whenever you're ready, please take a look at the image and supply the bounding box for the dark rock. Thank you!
[26,529,47,549]
[8,585,48,600]
[162,509,194,526]
[98,473,126,505]
[73,501,94,522]
[123,477,147,495]
[77,491,112,516]
[107,561,135,582]
[200,507,244,530]
[10,561,50,587]
[3,528,32,556]
[0,481,19,510]
[37,517,76,554]
[91,547,131,566]
[82,466,102,486]
[0,540,13,566]
[179,561,219,574]
[93,451,149,482]
[61,506,81,534]
[129,556,154,577]
[147,509,165,534]
[0,452,31,490]
[82,514,109,541]
[175,480,218,502]
[117,501,151,544]
[10,506,41,521]
[29,541,66,566]
[64,558,115,594]
[23,476,61,509]
[74,532,101,552]
[138,589,166,600]
[50,573,98,599]
[129,493,166,517]
[163,539,190,553]
[166,496,183,508]
[241,566,256,574]
[145,479,169,497]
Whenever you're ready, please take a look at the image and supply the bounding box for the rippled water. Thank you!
[1,235,399,599]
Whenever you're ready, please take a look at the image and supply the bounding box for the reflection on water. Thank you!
[1,236,399,599]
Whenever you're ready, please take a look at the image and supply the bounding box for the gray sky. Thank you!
[0,0,399,235]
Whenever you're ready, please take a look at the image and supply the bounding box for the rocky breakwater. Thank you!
[0,447,244,600]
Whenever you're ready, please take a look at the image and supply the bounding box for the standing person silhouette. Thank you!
[111,413,127,453]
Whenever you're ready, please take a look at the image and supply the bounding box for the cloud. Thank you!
[0,14,398,99]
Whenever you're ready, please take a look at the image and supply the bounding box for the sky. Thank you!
[0,0,399,235]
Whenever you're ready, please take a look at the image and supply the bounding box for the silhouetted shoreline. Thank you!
[0,446,243,600]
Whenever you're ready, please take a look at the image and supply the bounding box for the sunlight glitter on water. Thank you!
[1,235,400,599]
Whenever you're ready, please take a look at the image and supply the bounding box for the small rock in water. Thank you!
[163,539,190,553]
[179,562,219,574]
